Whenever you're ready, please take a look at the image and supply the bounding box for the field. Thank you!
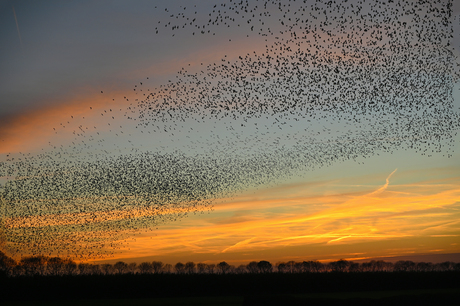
[2,285,459,305]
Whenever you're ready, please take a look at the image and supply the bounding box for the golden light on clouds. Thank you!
[3,202,196,229]
[92,168,460,264]
[0,89,133,154]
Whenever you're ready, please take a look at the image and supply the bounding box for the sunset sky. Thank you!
[1,0,459,265]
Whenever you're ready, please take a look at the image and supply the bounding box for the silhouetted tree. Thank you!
[62,258,77,275]
[90,264,102,275]
[217,261,231,274]
[288,261,299,273]
[235,264,247,274]
[152,261,164,274]
[394,260,416,272]
[363,260,390,272]
[349,262,361,272]
[114,261,128,274]
[257,260,272,273]
[301,261,321,273]
[197,263,207,274]
[438,261,455,272]
[311,261,325,273]
[206,263,216,274]
[276,262,287,273]
[19,256,48,276]
[329,259,350,272]
[3,254,459,278]
[185,261,195,274]
[294,261,304,273]
[47,257,64,276]
[455,263,460,272]
[163,263,172,274]
[101,263,114,275]
[175,262,185,274]
[0,251,16,276]
[247,261,259,273]
[138,262,153,274]
[77,263,92,275]
[127,262,137,274]
[416,262,433,272]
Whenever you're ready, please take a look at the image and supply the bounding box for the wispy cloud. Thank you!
[105,170,460,263]
[221,237,256,253]
[11,168,458,262]
[12,6,23,52]
[0,89,131,154]
[368,168,397,196]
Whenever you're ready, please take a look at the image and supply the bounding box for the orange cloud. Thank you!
[10,168,457,263]
[2,202,199,229]
[0,88,133,155]
[96,169,459,264]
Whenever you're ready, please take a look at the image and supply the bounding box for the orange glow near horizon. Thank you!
[81,169,460,265]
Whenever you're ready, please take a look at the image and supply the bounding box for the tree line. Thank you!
[1,251,459,277]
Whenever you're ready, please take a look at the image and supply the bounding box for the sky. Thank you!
[0,0,459,265]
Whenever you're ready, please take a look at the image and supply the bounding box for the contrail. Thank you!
[221,237,255,253]
[12,6,23,51]
[369,168,398,195]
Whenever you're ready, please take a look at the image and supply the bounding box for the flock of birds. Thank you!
[0,0,459,260]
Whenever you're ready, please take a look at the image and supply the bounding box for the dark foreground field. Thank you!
[2,289,460,306]
[2,272,459,305]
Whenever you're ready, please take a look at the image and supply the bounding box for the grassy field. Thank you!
[3,288,459,306]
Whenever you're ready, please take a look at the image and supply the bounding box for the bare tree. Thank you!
[217,261,231,274]
[276,262,287,273]
[349,262,361,272]
[101,263,114,275]
[311,261,325,273]
[114,261,128,274]
[152,261,164,274]
[286,261,297,273]
[394,260,416,272]
[206,263,215,274]
[19,256,48,276]
[257,260,272,273]
[301,261,312,273]
[138,262,153,274]
[163,263,172,274]
[295,262,304,273]
[90,264,101,275]
[47,257,64,276]
[127,262,137,274]
[175,262,185,274]
[437,261,455,272]
[234,264,248,274]
[197,263,207,274]
[416,262,432,272]
[0,251,16,276]
[362,261,372,272]
[328,259,351,272]
[362,260,389,272]
[185,261,196,274]
[455,263,460,272]
[78,263,92,275]
[247,261,259,273]
[62,258,77,275]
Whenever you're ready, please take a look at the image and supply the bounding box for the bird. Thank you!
[0,0,458,261]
